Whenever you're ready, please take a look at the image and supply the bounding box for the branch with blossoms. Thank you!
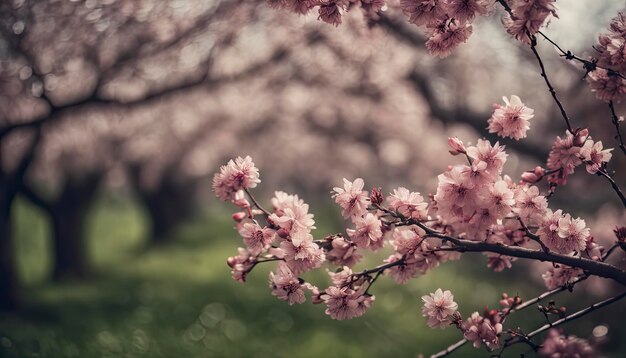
[212,113,625,355]
[210,0,626,356]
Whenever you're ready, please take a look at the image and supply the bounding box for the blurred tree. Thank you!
[1,0,620,313]
[0,0,256,303]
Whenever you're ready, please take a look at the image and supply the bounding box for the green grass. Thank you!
[1,196,624,357]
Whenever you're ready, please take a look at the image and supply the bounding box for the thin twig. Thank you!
[608,101,626,156]
[244,187,272,216]
[595,168,626,209]
[429,275,588,358]
[528,35,574,133]
[503,291,626,349]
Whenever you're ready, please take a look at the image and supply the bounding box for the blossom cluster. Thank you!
[212,99,616,351]
[538,329,595,357]
[587,12,626,102]
[421,289,509,350]
[420,289,596,355]
[545,128,613,185]
[211,0,626,354]
[266,0,557,57]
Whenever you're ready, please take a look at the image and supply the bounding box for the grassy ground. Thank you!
[0,195,623,357]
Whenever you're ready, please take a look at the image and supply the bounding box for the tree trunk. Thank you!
[50,174,101,281]
[128,168,197,245]
[144,178,197,245]
[0,189,19,311]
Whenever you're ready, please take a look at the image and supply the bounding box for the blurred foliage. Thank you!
[0,197,623,357]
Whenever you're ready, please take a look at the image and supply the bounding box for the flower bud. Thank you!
[232,212,247,222]
[447,137,466,155]
[227,256,237,268]
[521,171,540,184]
[370,187,384,205]
[573,128,589,146]
[311,287,324,304]
[521,166,546,184]
[614,226,626,242]
[232,190,251,208]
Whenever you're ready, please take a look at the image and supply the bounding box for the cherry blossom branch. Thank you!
[385,216,626,285]
[595,168,626,209]
[430,274,589,358]
[528,34,574,133]
[502,290,626,350]
[243,188,272,217]
[357,257,406,276]
[430,338,468,358]
[608,101,626,156]
[535,31,626,79]
[371,204,626,285]
[603,244,621,262]
[517,217,550,254]
[428,230,626,285]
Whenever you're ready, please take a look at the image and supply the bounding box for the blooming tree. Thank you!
[213,1,626,356]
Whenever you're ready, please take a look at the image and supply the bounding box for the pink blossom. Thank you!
[462,312,502,350]
[487,95,534,140]
[226,247,257,283]
[232,190,250,209]
[280,238,326,274]
[332,178,370,219]
[318,2,342,26]
[346,213,383,248]
[580,140,613,174]
[269,263,307,305]
[537,209,564,252]
[238,222,276,255]
[547,131,582,177]
[503,0,557,44]
[326,236,363,267]
[425,19,473,58]
[447,136,467,155]
[268,200,315,240]
[212,156,261,201]
[556,214,590,254]
[388,187,429,220]
[458,164,487,190]
[482,179,515,219]
[391,228,423,256]
[539,329,595,357]
[421,288,458,328]
[485,253,515,272]
[542,265,583,290]
[328,266,353,285]
[513,185,548,224]
[583,237,604,261]
[266,0,314,14]
[466,139,508,176]
[400,0,447,26]
[467,207,497,234]
[446,0,492,23]
[384,254,421,284]
[321,286,375,320]
[521,166,546,184]
[271,191,304,215]
[434,165,477,220]
[587,68,625,102]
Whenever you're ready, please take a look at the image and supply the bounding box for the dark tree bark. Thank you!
[0,188,19,311]
[0,129,41,311]
[49,173,102,280]
[128,166,198,245]
[19,172,103,281]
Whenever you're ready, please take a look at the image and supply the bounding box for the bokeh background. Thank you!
[1,0,626,357]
